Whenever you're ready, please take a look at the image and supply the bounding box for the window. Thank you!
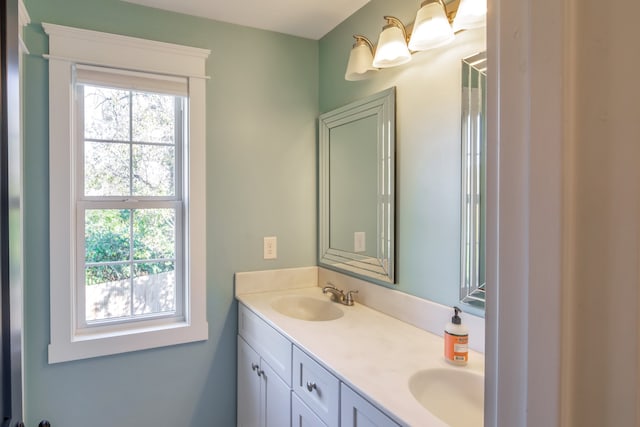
[77,75,184,326]
[45,23,210,363]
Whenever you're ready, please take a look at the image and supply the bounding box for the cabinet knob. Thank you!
[251,363,259,371]
[306,381,317,392]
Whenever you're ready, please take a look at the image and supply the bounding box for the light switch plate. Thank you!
[354,232,366,252]
[263,236,277,259]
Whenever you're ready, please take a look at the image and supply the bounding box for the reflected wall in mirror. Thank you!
[319,87,396,284]
[460,52,486,307]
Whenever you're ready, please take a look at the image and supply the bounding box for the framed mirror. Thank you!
[460,52,487,307]
[318,87,396,284]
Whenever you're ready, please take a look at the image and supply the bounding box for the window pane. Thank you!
[85,209,131,263]
[84,85,130,141]
[132,92,176,143]
[133,209,176,260]
[84,141,130,196]
[78,82,183,326]
[133,262,176,315]
[132,144,175,196]
[85,264,131,321]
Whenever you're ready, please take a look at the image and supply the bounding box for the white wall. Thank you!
[488,0,640,425]
[566,0,640,424]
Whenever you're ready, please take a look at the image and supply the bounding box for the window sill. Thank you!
[48,318,208,364]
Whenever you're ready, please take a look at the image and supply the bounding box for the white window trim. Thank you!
[45,23,210,363]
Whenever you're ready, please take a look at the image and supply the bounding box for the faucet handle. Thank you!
[345,290,358,306]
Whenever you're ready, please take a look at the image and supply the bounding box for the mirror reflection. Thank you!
[319,87,396,284]
[329,114,378,257]
[460,51,487,307]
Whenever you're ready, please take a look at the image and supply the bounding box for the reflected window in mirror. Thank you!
[319,87,396,284]
[460,52,486,307]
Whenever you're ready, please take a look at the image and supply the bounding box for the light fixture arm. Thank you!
[382,16,409,42]
[352,34,374,53]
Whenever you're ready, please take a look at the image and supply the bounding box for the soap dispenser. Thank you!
[444,306,469,365]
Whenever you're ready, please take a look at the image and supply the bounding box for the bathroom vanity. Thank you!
[235,268,485,427]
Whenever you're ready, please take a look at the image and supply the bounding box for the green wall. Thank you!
[319,0,486,314]
[22,0,317,424]
[21,0,485,423]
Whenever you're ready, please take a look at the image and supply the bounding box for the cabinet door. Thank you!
[340,384,400,427]
[292,392,327,427]
[262,360,291,427]
[239,304,292,386]
[238,336,262,427]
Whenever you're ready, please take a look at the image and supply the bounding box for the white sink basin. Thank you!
[271,296,344,321]
[409,368,484,427]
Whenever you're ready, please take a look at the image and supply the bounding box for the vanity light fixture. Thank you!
[408,0,455,52]
[344,0,487,81]
[372,16,412,69]
[453,0,487,31]
[345,35,378,81]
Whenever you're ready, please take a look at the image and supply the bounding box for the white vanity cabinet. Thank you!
[238,305,292,427]
[237,303,401,427]
[340,384,400,427]
[237,337,291,427]
[292,392,327,426]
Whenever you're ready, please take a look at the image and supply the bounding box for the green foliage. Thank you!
[85,209,176,285]
[85,264,130,287]
[85,209,130,264]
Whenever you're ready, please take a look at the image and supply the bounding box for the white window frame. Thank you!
[45,23,210,363]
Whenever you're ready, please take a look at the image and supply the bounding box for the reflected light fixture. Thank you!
[453,0,487,31]
[408,0,455,52]
[372,16,411,68]
[345,35,378,81]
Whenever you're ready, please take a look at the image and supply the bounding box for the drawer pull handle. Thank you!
[251,363,264,377]
[306,382,317,392]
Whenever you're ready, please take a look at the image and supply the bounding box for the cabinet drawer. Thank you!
[239,303,292,386]
[292,346,340,427]
[340,383,400,427]
[292,392,327,427]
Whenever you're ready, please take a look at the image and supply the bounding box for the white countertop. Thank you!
[237,286,484,427]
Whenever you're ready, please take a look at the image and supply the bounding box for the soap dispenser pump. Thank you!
[444,306,469,365]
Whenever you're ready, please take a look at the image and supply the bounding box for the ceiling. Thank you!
[122,0,371,40]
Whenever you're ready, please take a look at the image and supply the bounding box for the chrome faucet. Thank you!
[322,283,358,306]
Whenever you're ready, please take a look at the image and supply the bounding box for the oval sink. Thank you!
[409,368,483,427]
[271,296,344,321]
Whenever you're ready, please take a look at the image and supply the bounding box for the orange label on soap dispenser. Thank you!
[444,332,468,365]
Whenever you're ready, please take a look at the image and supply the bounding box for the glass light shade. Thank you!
[407,1,455,52]
[453,0,487,31]
[345,42,377,81]
[372,26,411,68]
